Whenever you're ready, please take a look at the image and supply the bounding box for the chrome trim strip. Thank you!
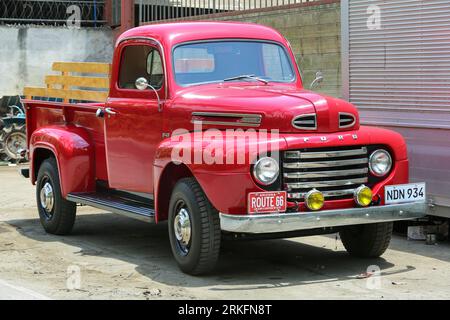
[339,112,356,129]
[284,147,367,159]
[191,120,261,127]
[285,177,368,189]
[284,168,368,179]
[191,112,262,127]
[288,188,356,199]
[220,201,428,234]
[192,112,262,120]
[283,158,368,169]
[292,113,317,130]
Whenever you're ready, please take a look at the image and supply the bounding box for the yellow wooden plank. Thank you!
[23,87,49,98]
[64,89,108,102]
[45,75,110,89]
[23,87,108,102]
[52,62,111,75]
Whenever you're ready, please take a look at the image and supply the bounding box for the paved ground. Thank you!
[0,166,449,300]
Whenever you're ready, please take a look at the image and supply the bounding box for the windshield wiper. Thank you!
[223,74,269,85]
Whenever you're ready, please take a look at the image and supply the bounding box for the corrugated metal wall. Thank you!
[342,0,450,216]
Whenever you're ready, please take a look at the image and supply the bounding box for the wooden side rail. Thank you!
[24,62,111,103]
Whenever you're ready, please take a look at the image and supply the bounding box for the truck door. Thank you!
[104,41,165,193]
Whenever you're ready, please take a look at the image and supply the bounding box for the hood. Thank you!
[169,84,359,133]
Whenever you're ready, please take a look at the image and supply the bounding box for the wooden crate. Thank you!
[24,62,111,103]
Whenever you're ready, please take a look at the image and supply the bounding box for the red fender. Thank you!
[153,131,287,221]
[30,125,95,197]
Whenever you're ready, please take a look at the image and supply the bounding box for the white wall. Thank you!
[0,25,114,96]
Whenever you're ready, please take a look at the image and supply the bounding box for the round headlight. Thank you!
[369,149,392,177]
[253,157,279,185]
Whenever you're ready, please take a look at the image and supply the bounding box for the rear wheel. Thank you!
[168,178,221,275]
[36,158,76,235]
[340,222,393,258]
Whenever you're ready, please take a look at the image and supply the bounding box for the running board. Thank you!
[67,192,155,223]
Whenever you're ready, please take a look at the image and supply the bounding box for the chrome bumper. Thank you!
[220,201,428,234]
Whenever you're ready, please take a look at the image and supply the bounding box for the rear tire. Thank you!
[36,158,76,235]
[340,222,393,258]
[168,178,221,275]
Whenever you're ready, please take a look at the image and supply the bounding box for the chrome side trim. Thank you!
[292,113,317,130]
[339,112,356,129]
[191,112,262,127]
[283,158,368,169]
[288,188,356,200]
[284,167,368,179]
[220,201,428,234]
[191,120,260,127]
[284,147,367,159]
[285,177,368,189]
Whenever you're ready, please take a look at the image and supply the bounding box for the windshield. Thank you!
[173,41,296,86]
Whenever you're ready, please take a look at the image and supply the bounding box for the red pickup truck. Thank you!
[22,22,427,275]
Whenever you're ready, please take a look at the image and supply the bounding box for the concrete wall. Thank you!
[0,25,114,97]
[163,1,341,97]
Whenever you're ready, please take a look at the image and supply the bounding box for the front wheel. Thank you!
[36,158,77,235]
[168,178,221,275]
[340,222,393,258]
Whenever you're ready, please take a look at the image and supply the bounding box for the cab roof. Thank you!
[117,21,288,48]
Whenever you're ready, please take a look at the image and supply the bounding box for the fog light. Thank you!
[305,189,324,211]
[354,185,373,207]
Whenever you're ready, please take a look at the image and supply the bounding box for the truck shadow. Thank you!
[5,212,418,290]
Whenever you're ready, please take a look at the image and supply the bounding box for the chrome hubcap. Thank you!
[174,208,191,252]
[40,182,54,213]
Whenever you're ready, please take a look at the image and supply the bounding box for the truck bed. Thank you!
[23,99,108,182]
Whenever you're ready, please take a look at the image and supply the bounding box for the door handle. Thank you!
[105,108,117,115]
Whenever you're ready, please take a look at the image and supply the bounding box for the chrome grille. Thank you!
[283,146,369,201]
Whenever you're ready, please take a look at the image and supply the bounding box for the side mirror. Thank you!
[135,77,149,91]
[310,71,324,89]
[134,77,162,112]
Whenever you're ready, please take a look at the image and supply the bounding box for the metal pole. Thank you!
[93,0,97,27]
[139,0,143,24]
[182,0,185,18]
[172,0,175,19]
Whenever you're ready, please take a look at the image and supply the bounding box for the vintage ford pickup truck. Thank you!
[21,22,427,275]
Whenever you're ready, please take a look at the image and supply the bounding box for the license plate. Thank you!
[248,191,287,214]
[385,183,426,204]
